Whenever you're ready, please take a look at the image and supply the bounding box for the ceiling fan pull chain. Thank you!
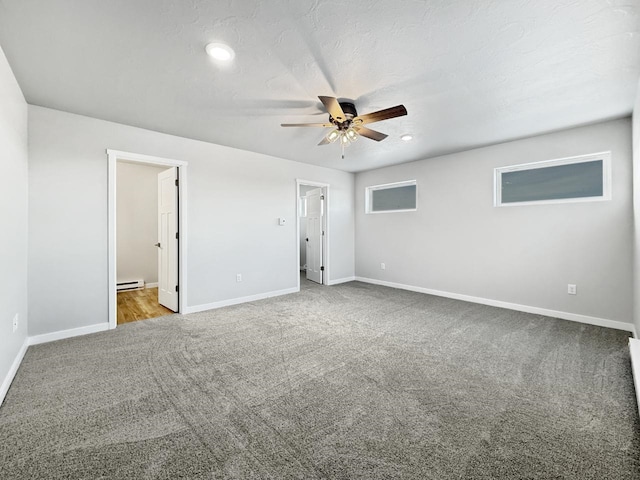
[341,143,345,160]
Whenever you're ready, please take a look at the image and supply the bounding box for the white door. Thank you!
[305,188,323,284]
[157,167,179,311]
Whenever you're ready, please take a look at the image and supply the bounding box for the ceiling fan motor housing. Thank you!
[330,102,358,129]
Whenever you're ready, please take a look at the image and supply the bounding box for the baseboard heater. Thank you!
[116,279,144,291]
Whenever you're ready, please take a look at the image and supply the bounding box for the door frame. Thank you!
[107,149,188,329]
[296,179,329,289]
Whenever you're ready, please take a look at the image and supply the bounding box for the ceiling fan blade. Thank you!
[281,123,333,127]
[318,137,331,146]
[355,105,407,125]
[354,126,388,141]
[318,96,348,122]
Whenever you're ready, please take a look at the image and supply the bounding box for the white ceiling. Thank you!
[0,0,638,172]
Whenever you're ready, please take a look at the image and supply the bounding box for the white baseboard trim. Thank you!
[328,276,356,286]
[355,276,635,333]
[28,323,110,346]
[185,287,299,314]
[629,338,640,415]
[145,282,158,289]
[0,338,29,406]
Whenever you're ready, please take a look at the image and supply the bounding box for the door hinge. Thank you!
[175,285,179,292]
[175,179,179,187]
[176,232,179,239]
[322,231,325,236]
[320,266,324,271]
[321,195,325,200]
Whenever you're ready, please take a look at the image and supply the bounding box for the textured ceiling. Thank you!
[0,0,638,172]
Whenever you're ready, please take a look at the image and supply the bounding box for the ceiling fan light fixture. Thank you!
[340,133,351,146]
[326,129,341,143]
[205,42,235,61]
[346,128,358,142]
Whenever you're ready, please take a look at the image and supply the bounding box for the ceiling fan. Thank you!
[281,96,407,156]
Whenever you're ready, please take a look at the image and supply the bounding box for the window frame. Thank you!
[494,151,612,207]
[365,180,418,214]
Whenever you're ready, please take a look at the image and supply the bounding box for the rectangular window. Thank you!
[366,180,417,213]
[494,152,611,206]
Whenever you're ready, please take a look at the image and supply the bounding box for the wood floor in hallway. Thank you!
[117,287,174,325]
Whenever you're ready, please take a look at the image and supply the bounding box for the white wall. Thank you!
[0,45,28,400]
[28,106,355,336]
[355,118,633,326]
[116,161,167,285]
[300,213,307,269]
[633,80,640,334]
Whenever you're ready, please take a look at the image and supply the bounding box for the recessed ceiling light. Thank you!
[401,134,413,141]
[205,42,235,62]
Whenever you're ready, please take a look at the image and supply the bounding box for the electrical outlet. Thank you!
[236,274,242,282]
[12,314,18,332]
[380,263,386,270]
[568,284,577,295]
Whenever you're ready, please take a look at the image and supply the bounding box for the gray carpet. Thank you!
[1,279,639,479]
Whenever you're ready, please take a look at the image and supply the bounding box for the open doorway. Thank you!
[115,162,176,324]
[107,150,188,330]
[296,180,329,290]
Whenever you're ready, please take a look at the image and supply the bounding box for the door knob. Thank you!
[305,238,309,242]
[155,242,161,248]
